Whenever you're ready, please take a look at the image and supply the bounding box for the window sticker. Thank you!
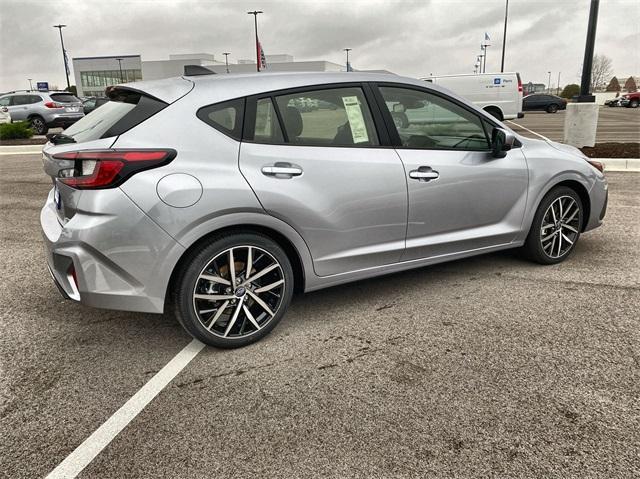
[341,96,369,143]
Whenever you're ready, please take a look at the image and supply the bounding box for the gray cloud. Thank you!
[1,0,638,92]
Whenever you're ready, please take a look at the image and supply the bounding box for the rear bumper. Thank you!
[40,188,185,314]
[47,114,83,127]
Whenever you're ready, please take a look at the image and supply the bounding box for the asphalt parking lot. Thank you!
[1,153,639,478]
[508,106,640,143]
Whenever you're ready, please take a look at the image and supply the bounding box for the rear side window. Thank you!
[62,89,167,143]
[50,93,79,103]
[11,95,38,105]
[197,98,245,141]
[274,87,379,146]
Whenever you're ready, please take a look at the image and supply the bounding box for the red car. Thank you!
[620,91,640,108]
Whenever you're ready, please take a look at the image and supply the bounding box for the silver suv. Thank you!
[0,90,83,135]
[40,72,608,348]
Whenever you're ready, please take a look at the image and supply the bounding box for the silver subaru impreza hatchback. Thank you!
[41,72,608,348]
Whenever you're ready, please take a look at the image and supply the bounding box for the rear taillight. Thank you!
[53,149,176,189]
[44,101,64,109]
[517,78,523,93]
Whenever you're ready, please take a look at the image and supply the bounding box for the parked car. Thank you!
[0,106,10,124]
[41,72,608,348]
[82,97,110,115]
[0,90,83,134]
[619,91,640,108]
[522,93,567,113]
[604,95,623,107]
[423,72,524,121]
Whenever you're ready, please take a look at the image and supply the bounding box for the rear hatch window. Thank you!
[60,89,167,143]
[49,93,81,104]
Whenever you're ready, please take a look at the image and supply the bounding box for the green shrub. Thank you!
[560,84,580,99]
[0,121,34,140]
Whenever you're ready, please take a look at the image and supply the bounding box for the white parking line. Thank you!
[46,339,205,479]
[506,120,551,141]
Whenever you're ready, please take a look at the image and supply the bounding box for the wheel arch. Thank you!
[483,105,504,121]
[166,220,310,311]
[524,177,592,239]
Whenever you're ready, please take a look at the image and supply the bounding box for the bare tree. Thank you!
[590,54,613,92]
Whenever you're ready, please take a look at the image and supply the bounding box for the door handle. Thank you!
[409,167,439,182]
[261,163,303,177]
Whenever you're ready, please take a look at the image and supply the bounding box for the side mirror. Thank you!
[491,127,516,158]
[392,103,405,113]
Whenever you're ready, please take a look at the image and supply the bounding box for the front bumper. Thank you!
[41,187,185,314]
[584,175,608,232]
[517,112,525,119]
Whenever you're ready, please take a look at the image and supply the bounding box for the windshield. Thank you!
[62,101,136,143]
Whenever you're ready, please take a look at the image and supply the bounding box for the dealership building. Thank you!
[72,53,346,97]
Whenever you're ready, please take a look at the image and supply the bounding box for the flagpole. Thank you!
[247,11,263,72]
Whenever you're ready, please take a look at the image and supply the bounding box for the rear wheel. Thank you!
[523,187,583,265]
[629,99,639,108]
[546,104,559,113]
[173,233,294,348]
[30,116,48,135]
[484,107,503,121]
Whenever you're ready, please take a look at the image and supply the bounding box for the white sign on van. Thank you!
[341,96,369,144]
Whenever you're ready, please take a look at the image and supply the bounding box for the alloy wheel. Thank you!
[31,118,45,134]
[192,245,286,339]
[540,195,580,259]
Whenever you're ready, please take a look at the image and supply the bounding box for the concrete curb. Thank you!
[0,144,44,155]
[595,158,640,172]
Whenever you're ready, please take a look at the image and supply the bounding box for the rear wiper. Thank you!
[46,133,76,145]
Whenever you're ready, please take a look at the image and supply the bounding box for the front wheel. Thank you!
[629,99,639,108]
[173,233,294,348]
[522,187,583,265]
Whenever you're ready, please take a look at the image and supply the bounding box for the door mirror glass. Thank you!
[491,127,515,158]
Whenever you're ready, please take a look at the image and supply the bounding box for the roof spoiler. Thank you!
[184,65,216,76]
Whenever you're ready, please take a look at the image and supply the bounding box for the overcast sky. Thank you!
[1,0,638,92]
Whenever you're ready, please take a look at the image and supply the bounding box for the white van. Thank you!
[423,72,524,121]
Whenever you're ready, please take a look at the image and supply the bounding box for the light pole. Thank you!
[547,71,551,93]
[500,0,509,72]
[53,24,70,90]
[116,58,124,83]
[28,78,33,90]
[223,52,230,73]
[557,72,561,95]
[343,48,352,72]
[478,53,485,74]
[247,11,263,72]
[480,43,490,73]
[578,0,600,102]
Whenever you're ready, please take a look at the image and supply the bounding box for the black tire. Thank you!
[546,104,559,113]
[391,112,409,129]
[629,99,639,108]
[173,233,294,348]
[484,107,503,121]
[30,116,48,135]
[522,186,583,265]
